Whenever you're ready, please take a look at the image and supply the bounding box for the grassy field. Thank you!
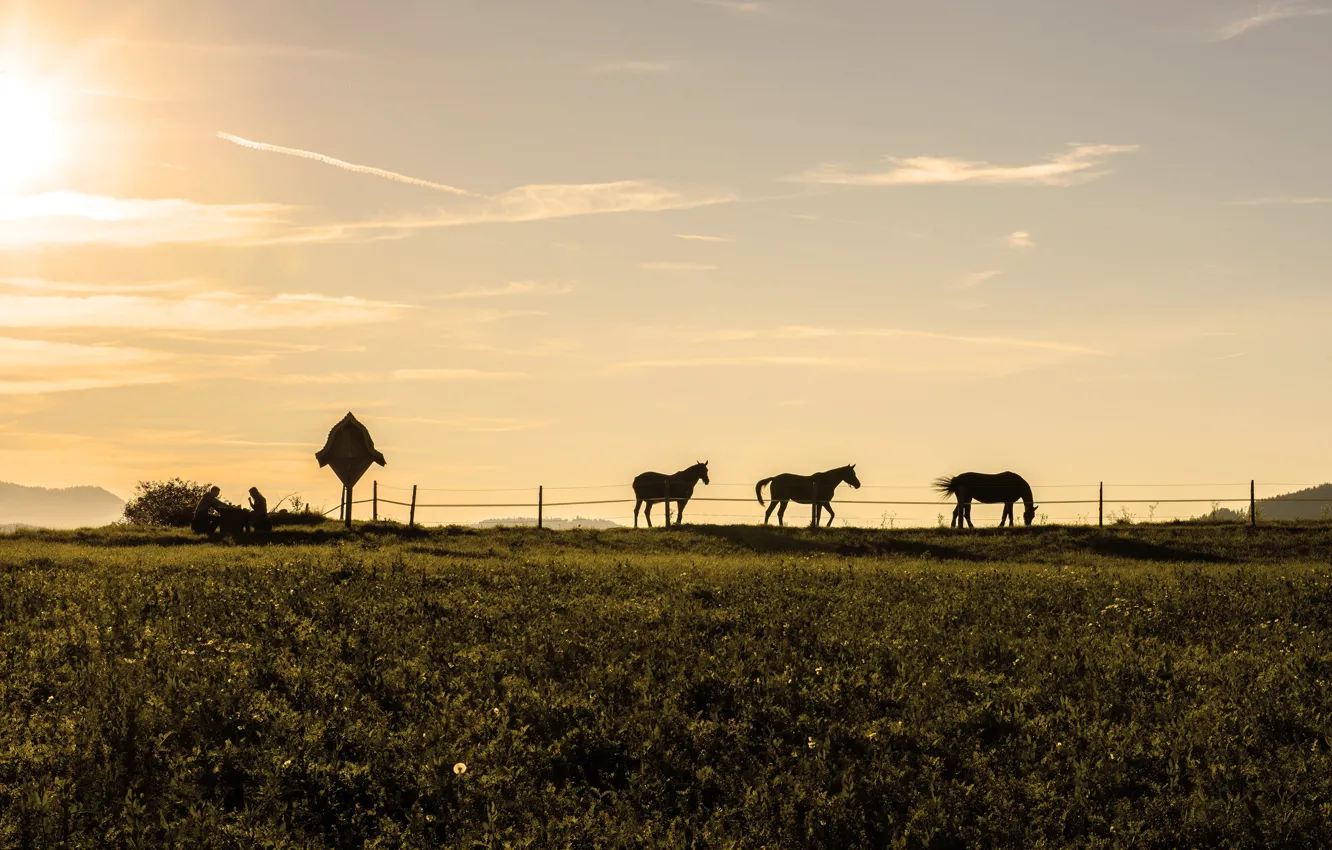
[3,523,1332,848]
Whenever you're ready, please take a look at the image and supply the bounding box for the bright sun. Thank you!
[0,72,64,193]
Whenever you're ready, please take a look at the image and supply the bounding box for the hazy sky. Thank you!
[1,0,1329,524]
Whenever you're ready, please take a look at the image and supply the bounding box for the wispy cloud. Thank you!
[0,291,407,330]
[369,181,734,231]
[587,60,675,74]
[614,355,840,372]
[0,277,195,294]
[378,415,543,433]
[1212,2,1332,40]
[791,144,1139,188]
[0,338,170,396]
[641,261,718,271]
[695,0,768,12]
[645,324,1100,355]
[675,233,733,242]
[1231,196,1332,205]
[1007,231,1034,249]
[957,270,1003,289]
[95,37,352,60]
[0,192,288,247]
[217,133,477,196]
[390,368,528,382]
[433,281,572,300]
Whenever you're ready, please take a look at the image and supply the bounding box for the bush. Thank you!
[122,478,212,527]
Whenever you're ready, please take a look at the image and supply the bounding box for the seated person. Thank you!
[191,486,226,534]
[247,487,271,533]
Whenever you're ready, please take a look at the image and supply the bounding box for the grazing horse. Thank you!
[756,465,861,527]
[934,471,1038,528]
[633,461,709,527]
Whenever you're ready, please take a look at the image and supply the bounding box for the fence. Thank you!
[320,479,1332,530]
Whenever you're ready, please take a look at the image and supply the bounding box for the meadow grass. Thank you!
[2,524,1331,848]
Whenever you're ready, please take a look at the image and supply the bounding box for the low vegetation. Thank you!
[3,524,1331,847]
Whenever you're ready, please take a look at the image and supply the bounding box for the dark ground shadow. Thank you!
[690,525,981,561]
[1083,535,1228,563]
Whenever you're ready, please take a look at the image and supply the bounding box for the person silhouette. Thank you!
[191,486,226,534]
[247,487,271,533]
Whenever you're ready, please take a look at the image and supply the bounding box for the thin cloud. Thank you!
[391,368,528,382]
[0,292,407,330]
[792,144,1139,188]
[377,415,543,433]
[652,324,1101,355]
[676,233,733,242]
[434,281,573,300]
[1007,231,1034,249]
[0,192,289,247]
[614,356,840,372]
[217,133,734,233]
[588,60,675,74]
[0,277,196,294]
[641,261,718,271]
[1231,196,1332,205]
[366,181,734,231]
[218,133,477,196]
[95,37,352,60]
[695,0,768,12]
[1212,3,1332,40]
[0,338,170,396]
[957,270,1003,289]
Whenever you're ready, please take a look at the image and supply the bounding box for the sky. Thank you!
[0,0,1329,526]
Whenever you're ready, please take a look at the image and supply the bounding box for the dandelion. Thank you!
[814,666,822,676]
[454,762,467,775]
[493,707,500,715]
[807,737,816,749]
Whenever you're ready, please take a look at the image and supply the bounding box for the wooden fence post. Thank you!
[538,486,543,530]
[409,485,417,528]
[1099,482,1103,528]
[663,481,671,528]
[811,482,819,529]
[372,480,378,522]
[345,484,353,530]
[1251,480,1256,527]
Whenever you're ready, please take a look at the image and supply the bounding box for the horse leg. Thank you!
[824,502,835,527]
[951,504,961,528]
[1000,503,1012,527]
[777,500,788,526]
[644,502,654,527]
[764,500,777,524]
[964,501,975,529]
[676,499,687,525]
[634,499,642,528]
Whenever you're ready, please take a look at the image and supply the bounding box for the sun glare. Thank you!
[0,72,64,193]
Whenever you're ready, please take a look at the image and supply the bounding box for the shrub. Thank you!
[122,478,211,527]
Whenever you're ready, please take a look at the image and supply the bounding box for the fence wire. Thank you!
[309,478,1332,529]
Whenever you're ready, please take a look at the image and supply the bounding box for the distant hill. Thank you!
[474,516,622,530]
[1258,484,1332,521]
[0,482,125,529]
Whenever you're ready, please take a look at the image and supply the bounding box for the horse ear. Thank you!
[851,463,856,469]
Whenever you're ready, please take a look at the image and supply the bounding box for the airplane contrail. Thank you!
[217,132,479,197]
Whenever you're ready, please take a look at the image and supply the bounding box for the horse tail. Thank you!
[933,476,959,497]
[755,477,775,506]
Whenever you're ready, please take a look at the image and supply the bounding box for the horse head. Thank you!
[1024,504,1039,526]
[695,460,710,485]
[845,463,861,489]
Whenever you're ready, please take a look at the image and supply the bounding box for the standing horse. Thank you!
[756,465,861,527]
[633,461,709,527]
[934,471,1038,528]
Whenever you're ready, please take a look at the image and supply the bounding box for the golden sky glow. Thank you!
[1,0,1330,525]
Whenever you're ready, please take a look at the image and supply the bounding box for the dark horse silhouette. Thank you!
[935,471,1038,528]
[756,465,861,527]
[633,461,709,527]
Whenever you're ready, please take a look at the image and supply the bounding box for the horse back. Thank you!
[633,471,696,500]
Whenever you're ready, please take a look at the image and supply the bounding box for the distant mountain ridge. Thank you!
[474,516,622,530]
[0,482,124,529]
